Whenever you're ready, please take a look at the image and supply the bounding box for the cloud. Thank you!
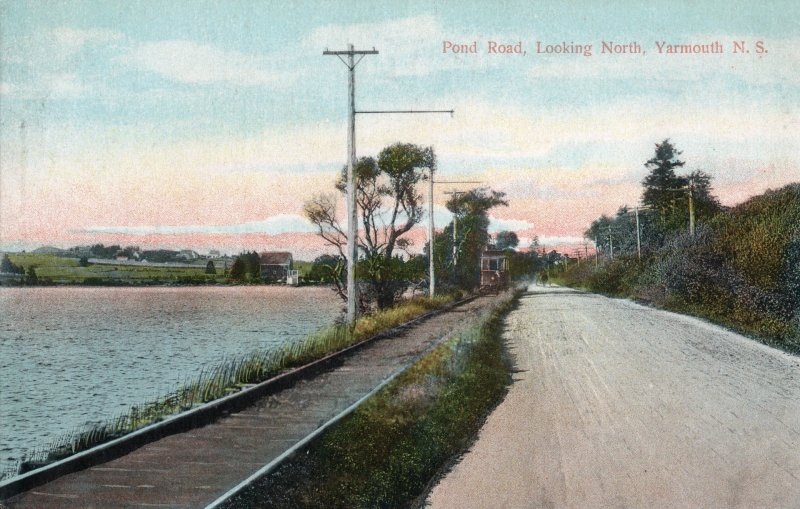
[0,82,14,95]
[76,214,317,236]
[305,14,510,77]
[538,235,586,245]
[122,40,287,86]
[51,27,123,52]
[46,73,89,98]
[488,216,535,232]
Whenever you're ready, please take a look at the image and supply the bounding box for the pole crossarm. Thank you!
[356,109,454,115]
[323,49,379,55]
[324,49,378,71]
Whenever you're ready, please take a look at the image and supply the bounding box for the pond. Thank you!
[0,286,341,475]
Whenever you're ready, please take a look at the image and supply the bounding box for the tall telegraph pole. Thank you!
[688,176,695,237]
[324,45,378,325]
[324,45,452,322]
[429,170,435,297]
[443,190,466,267]
[432,180,480,296]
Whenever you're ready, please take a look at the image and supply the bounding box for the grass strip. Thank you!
[222,289,522,509]
[7,293,458,479]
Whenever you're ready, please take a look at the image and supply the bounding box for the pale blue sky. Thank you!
[1,1,798,254]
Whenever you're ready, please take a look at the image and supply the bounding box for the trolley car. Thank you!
[479,248,509,293]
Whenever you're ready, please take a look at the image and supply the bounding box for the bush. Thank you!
[559,184,800,352]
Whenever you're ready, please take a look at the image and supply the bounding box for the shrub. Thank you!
[560,184,800,351]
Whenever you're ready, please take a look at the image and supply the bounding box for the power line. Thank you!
[356,109,454,115]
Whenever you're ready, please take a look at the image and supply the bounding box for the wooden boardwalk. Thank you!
[3,296,495,509]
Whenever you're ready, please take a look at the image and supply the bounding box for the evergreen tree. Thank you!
[642,139,685,230]
[1,254,21,273]
[229,257,246,281]
[26,266,38,285]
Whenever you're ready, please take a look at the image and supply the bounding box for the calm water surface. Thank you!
[0,286,341,474]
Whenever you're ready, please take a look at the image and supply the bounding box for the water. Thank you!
[0,286,341,475]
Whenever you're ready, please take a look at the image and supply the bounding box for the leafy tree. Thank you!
[205,260,216,275]
[584,214,615,254]
[307,255,344,284]
[495,230,519,250]
[507,250,542,281]
[26,266,38,285]
[228,252,260,282]
[90,244,122,258]
[685,169,723,221]
[79,256,90,267]
[432,188,508,290]
[305,142,435,309]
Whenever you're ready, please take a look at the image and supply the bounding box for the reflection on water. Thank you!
[0,286,341,473]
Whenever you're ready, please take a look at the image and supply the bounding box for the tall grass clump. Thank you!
[222,289,521,509]
[8,293,460,479]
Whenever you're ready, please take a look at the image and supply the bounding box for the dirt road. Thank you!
[428,286,800,509]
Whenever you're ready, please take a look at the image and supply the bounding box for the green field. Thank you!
[5,253,226,285]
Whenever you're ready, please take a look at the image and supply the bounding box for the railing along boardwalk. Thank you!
[2,295,497,509]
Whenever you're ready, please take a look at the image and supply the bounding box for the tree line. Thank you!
[585,139,722,255]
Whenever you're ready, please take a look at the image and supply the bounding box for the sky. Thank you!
[1,0,798,258]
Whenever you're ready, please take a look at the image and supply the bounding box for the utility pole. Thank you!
[324,45,378,325]
[443,190,466,267]
[688,175,695,237]
[431,180,480,296]
[634,205,642,261]
[607,225,614,259]
[428,168,435,297]
[324,45,452,321]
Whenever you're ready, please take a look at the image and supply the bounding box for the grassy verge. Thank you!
[7,294,458,479]
[222,289,521,509]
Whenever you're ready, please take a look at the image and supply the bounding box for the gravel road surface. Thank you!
[427,285,800,509]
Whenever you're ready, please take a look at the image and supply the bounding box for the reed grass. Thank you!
[7,294,457,478]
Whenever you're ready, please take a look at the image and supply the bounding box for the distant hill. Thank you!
[32,246,70,255]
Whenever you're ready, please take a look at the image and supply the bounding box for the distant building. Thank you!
[208,249,221,257]
[178,250,200,260]
[259,252,293,281]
